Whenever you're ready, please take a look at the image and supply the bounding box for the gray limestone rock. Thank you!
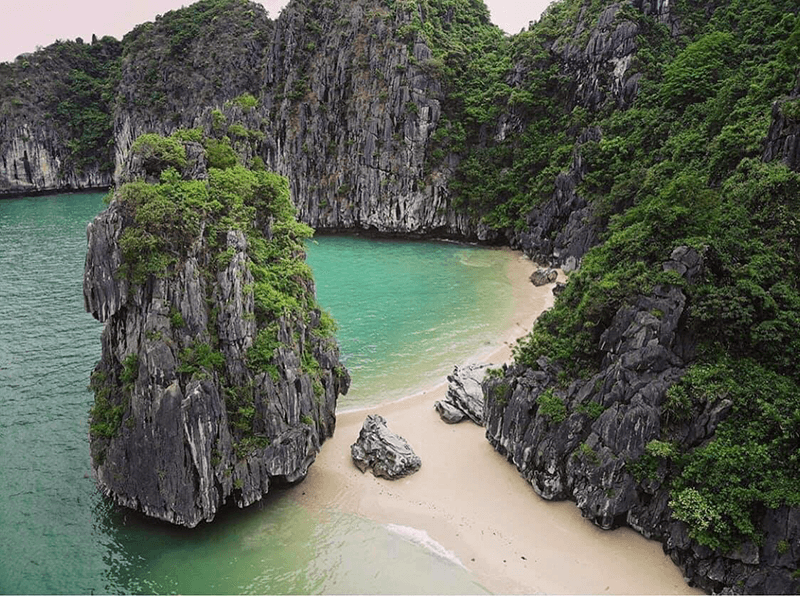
[482,245,800,594]
[436,364,492,425]
[763,89,800,172]
[530,268,558,287]
[351,415,421,479]
[83,145,349,528]
[434,399,467,424]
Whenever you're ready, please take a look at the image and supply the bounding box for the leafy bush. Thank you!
[536,388,567,423]
[130,133,187,175]
[177,341,225,377]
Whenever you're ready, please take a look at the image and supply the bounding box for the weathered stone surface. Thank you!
[435,363,492,425]
[434,399,467,424]
[351,414,421,479]
[483,248,800,594]
[530,268,558,286]
[84,148,349,528]
[763,87,800,172]
[510,128,602,271]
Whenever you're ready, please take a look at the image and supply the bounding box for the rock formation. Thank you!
[83,134,349,527]
[351,414,422,479]
[483,247,800,594]
[435,363,492,425]
[529,268,558,287]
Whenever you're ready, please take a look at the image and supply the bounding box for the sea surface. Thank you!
[0,191,518,594]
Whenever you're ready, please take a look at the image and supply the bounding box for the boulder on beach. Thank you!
[530,267,558,286]
[435,363,492,425]
[351,414,421,479]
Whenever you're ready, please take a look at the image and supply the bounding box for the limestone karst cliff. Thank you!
[484,248,799,594]
[0,36,120,194]
[83,133,349,527]
[4,0,799,591]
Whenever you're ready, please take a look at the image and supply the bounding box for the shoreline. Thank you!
[288,249,698,595]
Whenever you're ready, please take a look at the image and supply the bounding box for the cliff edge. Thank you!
[83,133,349,527]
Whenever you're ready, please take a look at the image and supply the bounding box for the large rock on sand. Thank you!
[435,364,492,425]
[530,267,558,286]
[351,415,421,479]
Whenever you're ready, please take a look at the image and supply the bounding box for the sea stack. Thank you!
[83,132,349,527]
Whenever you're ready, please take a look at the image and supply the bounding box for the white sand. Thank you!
[288,250,699,595]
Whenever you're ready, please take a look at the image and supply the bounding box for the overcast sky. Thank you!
[0,0,552,63]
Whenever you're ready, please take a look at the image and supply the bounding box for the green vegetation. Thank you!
[498,0,800,551]
[229,92,259,110]
[88,370,127,439]
[177,341,225,377]
[0,37,122,175]
[667,360,800,550]
[130,133,188,174]
[120,354,140,391]
[536,388,567,423]
[114,129,336,459]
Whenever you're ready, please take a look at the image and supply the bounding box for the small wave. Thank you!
[385,523,467,570]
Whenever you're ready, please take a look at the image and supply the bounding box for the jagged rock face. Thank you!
[107,0,479,239]
[262,1,473,238]
[763,85,800,172]
[511,127,602,271]
[83,146,349,527]
[435,363,492,425]
[0,122,112,195]
[351,414,422,479]
[112,0,274,182]
[483,247,799,594]
[0,39,120,195]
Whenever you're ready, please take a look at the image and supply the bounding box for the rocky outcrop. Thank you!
[351,414,421,479]
[511,128,602,271]
[763,84,800,172]
[83,138,349,527]
[435,364,492,425]
[0,122,112,195]
[105,0,481,239]
[530,268,558,286]
[111,0,274,182]
[483,246,800,593]
[0,38,120,196]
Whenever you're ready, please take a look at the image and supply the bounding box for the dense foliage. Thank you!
[0,36,121,174]
[109,130,332,453]
[502,0,800,550]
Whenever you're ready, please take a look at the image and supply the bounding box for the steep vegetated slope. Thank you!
[0,36,121,193]
[478,0,800,593]
[3,0,798,589]
[84,130,349,527]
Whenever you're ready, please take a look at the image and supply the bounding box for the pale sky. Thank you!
[0,0,552,64]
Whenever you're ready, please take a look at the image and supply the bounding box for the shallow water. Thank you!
[306,235,515,408]
[0,192,510,594]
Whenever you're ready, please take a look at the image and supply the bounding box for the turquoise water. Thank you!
[0,192,513,594]
[306,235,514,408]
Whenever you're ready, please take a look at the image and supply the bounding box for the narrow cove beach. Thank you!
[289,250,698,595]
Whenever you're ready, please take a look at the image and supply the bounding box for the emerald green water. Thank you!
[0,192,514,594]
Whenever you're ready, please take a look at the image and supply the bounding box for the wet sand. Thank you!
[288,250,698,595]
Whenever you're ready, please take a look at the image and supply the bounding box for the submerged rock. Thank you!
[435,364,492,425]
[351,415,421,479]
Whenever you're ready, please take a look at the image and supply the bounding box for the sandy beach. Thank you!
[288,250,698,595]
